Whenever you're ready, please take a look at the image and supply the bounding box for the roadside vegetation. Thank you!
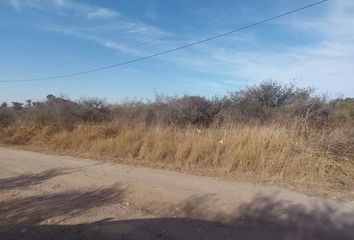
[1,81,353,195]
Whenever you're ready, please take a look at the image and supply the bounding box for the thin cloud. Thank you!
[87,8,118,19]
[5,0,169,56]
[2,0,352,97]
[101,41,146,56]
[38,25,147,56]
[4,0,120,19]
[158,0,354,96]
[9,0,20,10]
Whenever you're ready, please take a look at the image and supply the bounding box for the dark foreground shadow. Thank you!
[0,186,125,232]
[0,169,353,240]
[1,214,353,240]
[0,163,103,191]
[1,192,353,240]
[181,193,354,240]
[0,168,69,191]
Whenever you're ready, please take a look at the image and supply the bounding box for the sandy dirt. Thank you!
[0,147,354,240]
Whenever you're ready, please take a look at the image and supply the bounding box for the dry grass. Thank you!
[1,122,353,194]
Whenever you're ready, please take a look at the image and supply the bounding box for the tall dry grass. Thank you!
[1,122,351,188]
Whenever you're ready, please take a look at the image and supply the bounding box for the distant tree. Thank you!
[46,94,56,101]
[0,102,7,108]
[25,99,32,108]
[32,101,42,107]
[12,102,24,110]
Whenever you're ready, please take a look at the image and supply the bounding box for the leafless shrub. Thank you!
[79,98,111,122]
[25,97,82,128]
[222,80,314,123]
[0,107,15,128]
[161,95,219,126]
[1,81,353,129]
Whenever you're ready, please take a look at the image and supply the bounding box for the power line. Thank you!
[0,0,329,83]
[8,0,293,78]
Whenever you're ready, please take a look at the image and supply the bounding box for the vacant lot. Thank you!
[1,82,353,196]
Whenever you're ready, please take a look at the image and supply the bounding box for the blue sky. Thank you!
[0,0,353,103]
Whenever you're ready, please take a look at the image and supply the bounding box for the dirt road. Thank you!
[0,147,353,239]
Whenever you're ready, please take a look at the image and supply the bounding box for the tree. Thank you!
[25,99,32,108]
[0,102,7,108]
[46,94,56,101]
[12,102,24,110]
[32,101,42,107]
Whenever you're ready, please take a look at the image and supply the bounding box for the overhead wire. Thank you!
[0,0,329,83]
[7,0,288,78]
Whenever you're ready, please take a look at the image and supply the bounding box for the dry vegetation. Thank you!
[1,81,353,194]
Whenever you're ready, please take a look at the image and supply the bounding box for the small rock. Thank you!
[155,232,163,237]
[11,191,18,197]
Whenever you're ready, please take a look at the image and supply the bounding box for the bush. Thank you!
[161,96,219,126]
[0,81,352,129]
[223,80,314,123]
[338,98,354,117]
[0,108,15,128]
[79,98,111,122]
[26,97,83,128]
